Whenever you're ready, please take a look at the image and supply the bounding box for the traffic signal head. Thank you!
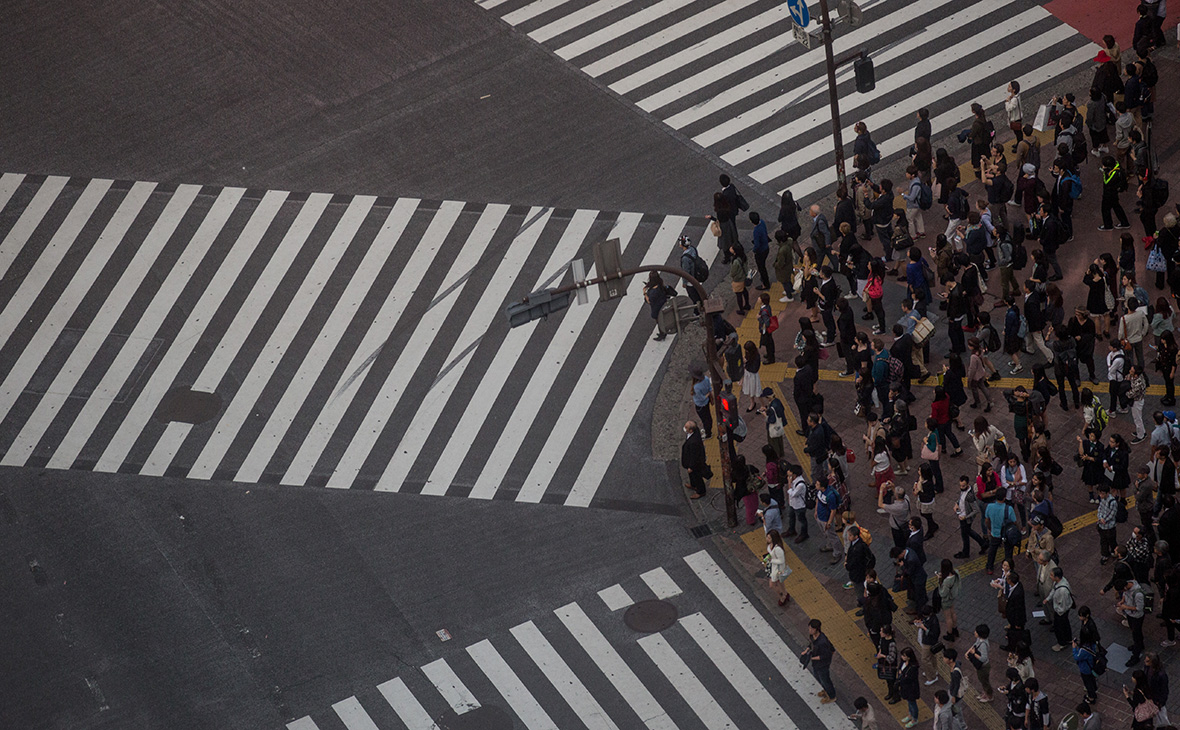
[854,57,875,93]
[719,392,739,430]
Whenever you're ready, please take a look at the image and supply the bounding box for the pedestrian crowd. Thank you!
[677,18,1180,730]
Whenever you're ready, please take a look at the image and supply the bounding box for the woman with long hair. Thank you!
[1106,433,1131,499]
[766,529,791,606]
[729,242,750,314]
[865,259,887,335]
[778,190,802,241]
[711,191,738,261]
[742,340,763,411]
[938,559,962,641]
[967,337,997,410]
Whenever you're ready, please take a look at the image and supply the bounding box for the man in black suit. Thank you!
[681,421,709,500]
[845,526,874,589]
[890,324,916,392]
[793,355,818,435]
[818,266,840,345]
[1002,570,1028,650]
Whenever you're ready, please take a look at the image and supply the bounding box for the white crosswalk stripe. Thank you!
[0,175,710,508]
[475,0,1096,201]
[285,551,842,730]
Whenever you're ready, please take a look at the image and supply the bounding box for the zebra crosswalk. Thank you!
[0,173,714,506]
[286,549,851,730]
[477,0,1097,200]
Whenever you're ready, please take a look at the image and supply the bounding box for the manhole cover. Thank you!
[154,386,222,425]
[624,599,679,633]
[436,705,514,730]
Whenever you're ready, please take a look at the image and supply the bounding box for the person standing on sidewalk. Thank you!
[897,647,922,728]
[749,211,770,291]
[892,544,928,614]
[802,618,838,704]
[786,464,809,543]
[766,529,791,606]
[845,526,874,592]
[1073,606,1102,704]
[1005,81,1023,150]
[1146,652,1171,725]
[1098,155,1132,232]
[681,421,708,499]
[817,474,844,564]
[690,367,713,438]
[954,475,988,558]
[774,228,796,303]
[1044,567,1074,651]
[757,294,776,365]
[902,166,926,240]
[1117,576,1148,666]
[967,623,994,702]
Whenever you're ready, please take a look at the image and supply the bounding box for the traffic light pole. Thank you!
[537,264,738,527]
[818,0,846,187]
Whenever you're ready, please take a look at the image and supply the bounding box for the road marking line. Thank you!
[683,549,882,726]
[519,215,686,503]
[136,192,333,473]
[377,676,437,730]
[783,43,1097,198]
[379,207,553,493]
[421,657,481,714]
[286,717,320,730]
[0,172,28,218]
[680,612,796,729]
[0,175,68,280]
[529,0,640,44]
[325,203,509,488]
[750,21,1077,183]
[583,0,761,78]
[280,198,457,486]
[637,630,739,730]
[469,211,643,500]
[332,696,381,730]
[511,620,621,730]
[598,583,634,611]
[1,184,200,467]
[233,197,418,483]
[424,208,597,496]
[99,189,288,474]
[720,0,1030,159]
[640,567,683,600]
[554,602,678,730]
[554,0,697,61]
[186,195,376,480]
[468,639,560,730]
[564,229,718,507]
[0,178,112,343]
[503,0,578,26]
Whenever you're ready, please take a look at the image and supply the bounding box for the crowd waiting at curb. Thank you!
[672,22,1180,730]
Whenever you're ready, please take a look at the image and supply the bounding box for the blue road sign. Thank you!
[787,0,810,27]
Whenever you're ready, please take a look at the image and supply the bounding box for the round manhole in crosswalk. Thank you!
[436,705,514,730]
[624,599,678,633]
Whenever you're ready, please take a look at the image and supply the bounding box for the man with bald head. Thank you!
[808,204,833,268]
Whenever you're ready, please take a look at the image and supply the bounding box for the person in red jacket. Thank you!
[931,385,964,457]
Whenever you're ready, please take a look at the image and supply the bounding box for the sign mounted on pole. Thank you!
[786,0,810,27]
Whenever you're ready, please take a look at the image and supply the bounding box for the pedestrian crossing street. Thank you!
[287,550,850,730]
[0,172,715,506]
[476,0,1097,200]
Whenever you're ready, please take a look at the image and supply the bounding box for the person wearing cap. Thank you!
[1028,516,1055,571]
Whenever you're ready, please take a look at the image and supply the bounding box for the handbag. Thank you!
[710,219,721,237]
[997,593,1008,616]
[1148,245,1168,272]
[768,416,785,439]
[912,317,936,344]
[1135,698,1160,723]
[877,662,898,681]
[846,447,857,464]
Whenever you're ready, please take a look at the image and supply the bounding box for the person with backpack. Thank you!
[1049,159,1077,240]
[678,235,708,307]
[984,496,1018,573]
[1098,155,1132,231]
[1087,86,1112,156]
[945,185,970,241]
[853,121,880,173]
[901,165,927,240]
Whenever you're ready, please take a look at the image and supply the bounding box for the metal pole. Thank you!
[818,0,845,187]
[548,265,738,527]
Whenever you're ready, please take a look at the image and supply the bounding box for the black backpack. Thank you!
[1142,57,1159,87]
[693,252,709,282]
[948,189,969,219]
[1153,178,1170,208]
[1044,512,1064,538]
[1011,239,1028,270]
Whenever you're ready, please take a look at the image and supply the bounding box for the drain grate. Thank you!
[689,523,713,539]
[624,600,679,633]
[153,386,222,424]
